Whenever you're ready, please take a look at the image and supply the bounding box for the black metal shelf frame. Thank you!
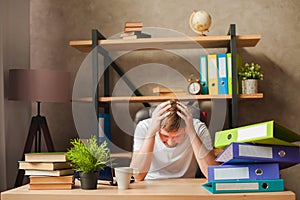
[91,24,239,133]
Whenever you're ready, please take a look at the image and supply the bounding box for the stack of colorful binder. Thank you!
[203,120,300,194]
[199,53,243,95]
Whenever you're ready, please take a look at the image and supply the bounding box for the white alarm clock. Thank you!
[188,79,201,95]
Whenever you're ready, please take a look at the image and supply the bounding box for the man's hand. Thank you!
[130,101,171,181]
[176,102,195,137]
[148,101,171,136]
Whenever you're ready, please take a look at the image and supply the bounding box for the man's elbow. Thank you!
[133,172,147,181]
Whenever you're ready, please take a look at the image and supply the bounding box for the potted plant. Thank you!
[238,62,263,94]
[66,135,110,190]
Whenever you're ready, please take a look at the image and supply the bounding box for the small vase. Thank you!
[242,79,258,94]
[79,171,99,190]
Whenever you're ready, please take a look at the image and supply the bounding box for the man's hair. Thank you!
[160,100,185,132]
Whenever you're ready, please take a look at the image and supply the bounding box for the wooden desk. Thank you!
[1,178,295,200]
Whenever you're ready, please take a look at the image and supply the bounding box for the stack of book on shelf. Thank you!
[19,152,75,190]
[120,21,151,39]
[199,53,242,95]
[152,87,186,97]
[203,120,300,194]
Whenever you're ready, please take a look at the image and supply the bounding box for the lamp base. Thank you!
[14,115,55,187]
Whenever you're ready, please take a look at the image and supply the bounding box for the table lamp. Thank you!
[8,69,70,186]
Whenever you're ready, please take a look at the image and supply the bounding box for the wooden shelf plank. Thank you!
[239,93,264,99]
[110,152,132,158]
[73,93,263,103]
[69,35,261,52]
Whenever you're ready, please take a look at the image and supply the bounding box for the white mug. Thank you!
[114,167,133,190]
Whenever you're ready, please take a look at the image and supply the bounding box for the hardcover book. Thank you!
[29,175,74,184]
[24,152,67,162]
[25,169,74,176]
[124,22,143,28]
[124,26,143,32]
[19,161,71,170]
[29,183,74,190]
[152,87,185,97]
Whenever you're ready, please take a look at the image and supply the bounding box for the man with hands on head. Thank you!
[130,100,219,181]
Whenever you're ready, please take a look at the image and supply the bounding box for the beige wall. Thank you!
[29,0,300,197]
[2,0,299,197]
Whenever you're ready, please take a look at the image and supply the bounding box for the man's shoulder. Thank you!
[192,118,209,137]
[136,118,151,128]
[192,118,205,126]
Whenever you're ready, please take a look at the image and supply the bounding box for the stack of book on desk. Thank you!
[203,120,300,194]
[120,21,151,39]
[19,152,75,190]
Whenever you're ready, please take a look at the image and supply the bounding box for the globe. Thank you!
[189,10,212,36]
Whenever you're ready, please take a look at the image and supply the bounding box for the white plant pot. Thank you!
[242,79,258,94]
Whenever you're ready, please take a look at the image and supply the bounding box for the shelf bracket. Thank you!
[93,29,150,107]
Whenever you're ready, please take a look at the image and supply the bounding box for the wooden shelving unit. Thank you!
[69,25,262,128]
[70,35,261,52]
[73,93,263,103]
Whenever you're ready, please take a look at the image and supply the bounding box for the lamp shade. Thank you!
[9,69,71,103]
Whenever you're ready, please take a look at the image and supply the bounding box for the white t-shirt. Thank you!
[133,118,213,180]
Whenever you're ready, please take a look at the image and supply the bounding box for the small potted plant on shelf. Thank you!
[238,62,263,94]
[66,135,110,190]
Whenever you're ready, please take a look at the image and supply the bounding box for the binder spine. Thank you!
[200,55,208,94]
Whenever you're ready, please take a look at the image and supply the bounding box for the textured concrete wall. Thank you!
[29,0,300,196]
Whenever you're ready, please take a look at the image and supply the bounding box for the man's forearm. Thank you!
[188,132,219,178]
[130,135,155,181]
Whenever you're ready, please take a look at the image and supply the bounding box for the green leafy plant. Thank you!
[238,62,263,80]
[66,135,110,174]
